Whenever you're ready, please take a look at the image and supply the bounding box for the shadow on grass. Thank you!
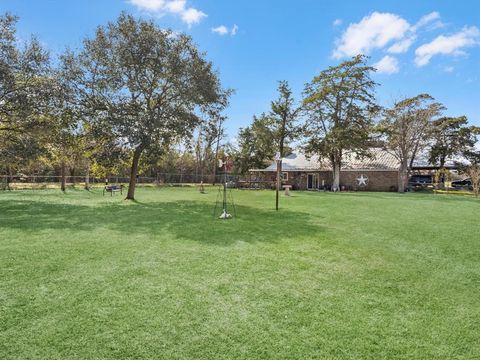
[0,198,324,246]
[321,190,480,204]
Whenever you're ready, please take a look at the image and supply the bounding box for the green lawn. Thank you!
[0,188,479,359]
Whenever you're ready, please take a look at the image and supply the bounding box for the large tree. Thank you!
[63,13,227,200]
[193,113,226,183]
[235,80,302,176]
[0,13,51,135]
[429,116,479,169]
[234,114,277,174]
[210,115,226,184]
[268,81,304,160]
[0,131,44,188]
[303,55,378,191]
[0,13,53,183]
[0,13,86,191]
[381,94,444,192]
[458,149,480,196]
[267,81,303,209]
[45,68,81,191]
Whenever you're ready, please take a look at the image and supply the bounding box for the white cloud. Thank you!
[373,55,399,74]
[412,11,441,31]
[387,36,416,53]
[130,0,165,11]
[333,19,342,26]
[212,24,239,36]
[129,0,206,26]
[212,25,229,35]
[443,66,454,73]
[180,8,206,26]
[333,12,411,58]
[387,12,442,54]
[333,11,447,58]
[415,26,480,66]
[165,0,185,13]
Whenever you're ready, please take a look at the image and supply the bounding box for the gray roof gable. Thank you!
[258,148,400,172]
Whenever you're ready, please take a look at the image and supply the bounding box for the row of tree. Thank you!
[0,13,229,199]
[1,13,479,196]
[231,55,480,192]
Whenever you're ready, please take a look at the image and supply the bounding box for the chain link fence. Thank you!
[0,174,276,190]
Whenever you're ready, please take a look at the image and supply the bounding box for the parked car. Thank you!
[451,178,473,190]
[408,175,433,191]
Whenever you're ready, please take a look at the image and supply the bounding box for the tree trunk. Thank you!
[195,153,199,183]
[276,160,282,210]
[439,157,446,183]
[6,165,12,190]
[212,139,220,185]
[211,159,217,185]
[398,159,408,192]
[332,162,341,191]
[439,157,445,169]
[60,161,66,192]
[126,146,143,200]
[84,163,90,190]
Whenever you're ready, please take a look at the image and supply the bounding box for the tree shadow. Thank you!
[321,191,480,204]
[0,198,325,246]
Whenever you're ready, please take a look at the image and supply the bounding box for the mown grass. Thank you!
[0,188,479,359]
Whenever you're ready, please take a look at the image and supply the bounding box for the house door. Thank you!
[307,174,318,190]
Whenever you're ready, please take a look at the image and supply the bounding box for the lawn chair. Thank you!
[103,184,124,196]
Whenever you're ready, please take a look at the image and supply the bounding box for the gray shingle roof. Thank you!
[256,148,400,172]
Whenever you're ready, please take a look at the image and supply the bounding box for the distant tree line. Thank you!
[1,13,479,195]
[0,13,230,199]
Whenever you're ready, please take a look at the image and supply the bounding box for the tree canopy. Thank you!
[233,115,277,174]
[62,13,229,199]
[0,14,52,135]
[380,94,444,192]
[303,54,379,190]
[1,11,479,196]
[429,116,479,168]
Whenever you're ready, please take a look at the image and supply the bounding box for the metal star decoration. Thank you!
[357,174,368,186]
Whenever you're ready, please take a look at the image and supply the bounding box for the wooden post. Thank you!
[84,163,90,190]
[6,165,12,191]
[275,152,281,211]
[276,161,280,210]
[60,161,66,192]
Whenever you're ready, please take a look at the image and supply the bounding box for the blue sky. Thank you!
[1,0,479,139]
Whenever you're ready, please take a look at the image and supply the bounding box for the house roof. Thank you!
[410,155,460,169]
[253,148,400,172]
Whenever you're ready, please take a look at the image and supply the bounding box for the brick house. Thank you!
[249,148,400,191]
